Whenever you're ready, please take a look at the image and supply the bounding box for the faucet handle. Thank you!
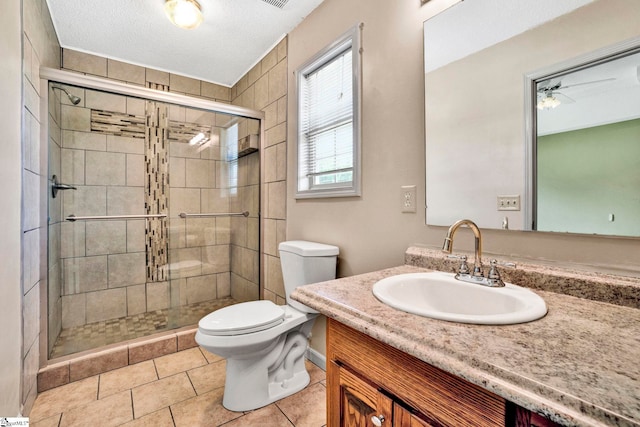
[490,259,517,269]
[447,254,470,275]
[488,259,501,280]
[488,259,516,281]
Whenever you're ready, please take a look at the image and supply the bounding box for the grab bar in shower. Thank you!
[178,211,250,218]
[66,214,167,222]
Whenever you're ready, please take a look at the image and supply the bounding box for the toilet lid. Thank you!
[198,300,285,336]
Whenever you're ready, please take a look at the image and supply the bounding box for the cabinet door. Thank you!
[328,361,393,427]
[394,404,438,427]
[530,413,560,427]
[327,319,505,427]
[508,405,561,427]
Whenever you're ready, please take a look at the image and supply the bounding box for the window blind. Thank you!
[299,46,354,190]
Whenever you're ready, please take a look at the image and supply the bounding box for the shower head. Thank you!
[52,85,82,105]
[68,93,82,105]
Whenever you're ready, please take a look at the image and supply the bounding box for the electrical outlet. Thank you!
[402,185,417,213]
[497,195,520,211]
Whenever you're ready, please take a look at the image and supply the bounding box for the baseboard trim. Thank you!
[306,347,326,371]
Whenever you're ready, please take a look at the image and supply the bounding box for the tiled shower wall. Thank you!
[54,88,157,330]
[232,38,289,304]
[50,87,245,331]
[60,48,271,305]
[229,119,261,302]
[22,0,61,413]
[55,48,265,324]
[166,106,241,306]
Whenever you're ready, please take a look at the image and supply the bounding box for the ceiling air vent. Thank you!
[260,0,289,9]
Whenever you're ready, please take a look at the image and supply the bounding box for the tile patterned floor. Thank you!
[30,347,327,427]
[51,298,238,359]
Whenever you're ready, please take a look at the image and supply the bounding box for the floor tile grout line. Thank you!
[168,405,177,427]
[184,363,199,396]
[99,359,161,401]
[152,356,160,380]
[128,365,185,420]
[274,402,296,427]
[128,389,135,423]
[96,371,102,400]
[196,346,209,364]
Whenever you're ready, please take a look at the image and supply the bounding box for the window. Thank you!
[296,25,361,198]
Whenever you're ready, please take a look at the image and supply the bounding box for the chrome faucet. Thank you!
[442,219,506,287]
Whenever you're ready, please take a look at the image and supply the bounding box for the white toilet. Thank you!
[195,240,339,411]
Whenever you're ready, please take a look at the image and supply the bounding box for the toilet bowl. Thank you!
[195,240,339,411]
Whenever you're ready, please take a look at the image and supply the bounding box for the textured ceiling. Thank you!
[46,0,325,87]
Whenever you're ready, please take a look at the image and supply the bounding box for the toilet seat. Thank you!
[199,300,285,336]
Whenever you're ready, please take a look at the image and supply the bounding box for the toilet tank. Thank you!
[278,240,339,313]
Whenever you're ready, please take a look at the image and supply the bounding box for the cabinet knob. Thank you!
[371,414,386,426]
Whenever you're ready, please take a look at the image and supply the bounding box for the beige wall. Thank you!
[0,0,24,415]
[287,0,640,277]
[287,0,457,278]
[286,1,640,354]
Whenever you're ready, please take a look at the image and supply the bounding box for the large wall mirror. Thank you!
[424,0,640,237]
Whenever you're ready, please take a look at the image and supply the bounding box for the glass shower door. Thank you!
[47,82,260,359]
[48,83,169,357]
[165,105,261,327]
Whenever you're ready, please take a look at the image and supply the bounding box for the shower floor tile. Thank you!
[50,298,238,359]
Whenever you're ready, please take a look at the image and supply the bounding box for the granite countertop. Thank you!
[291,250,640,427]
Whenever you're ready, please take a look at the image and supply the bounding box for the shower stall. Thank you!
[44,69,263,359]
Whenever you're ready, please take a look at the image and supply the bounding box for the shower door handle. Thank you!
[51,175,77,198]
[54,183,77,190]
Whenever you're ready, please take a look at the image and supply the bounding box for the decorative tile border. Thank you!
[90,109,211,143]
[91,109,145,138]
[145,100,169,282]
[169,121,212,144]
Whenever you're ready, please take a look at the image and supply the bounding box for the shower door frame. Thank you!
[40,67,266,364]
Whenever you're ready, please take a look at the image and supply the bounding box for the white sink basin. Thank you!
[372,271,547,325]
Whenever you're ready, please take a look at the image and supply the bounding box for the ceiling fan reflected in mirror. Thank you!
[536,77,616,110]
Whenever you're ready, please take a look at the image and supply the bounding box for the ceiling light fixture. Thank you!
[164,0,203,30]
[537,94,561,110]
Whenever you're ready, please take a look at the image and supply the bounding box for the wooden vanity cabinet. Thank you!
[327,319,560,427]
[329,360,433,426]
